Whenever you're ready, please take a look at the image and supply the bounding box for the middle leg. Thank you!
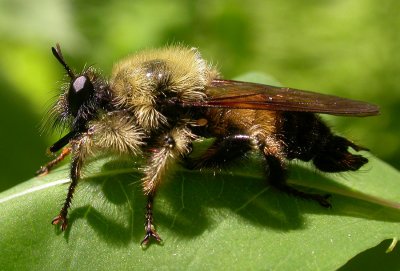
[141,126,195,245]
[183,134,253,170]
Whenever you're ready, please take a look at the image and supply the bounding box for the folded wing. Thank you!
[182,79,379,117]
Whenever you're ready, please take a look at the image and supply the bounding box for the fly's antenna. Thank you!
[51,43,75,79]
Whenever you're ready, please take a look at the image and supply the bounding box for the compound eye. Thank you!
[72,76,90,93]
[68,75,94,116]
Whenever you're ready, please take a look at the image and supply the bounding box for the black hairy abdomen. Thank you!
[279,112,330,161]
[278,112,368,172]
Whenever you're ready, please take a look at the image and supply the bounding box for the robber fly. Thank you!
[37,44,379,246]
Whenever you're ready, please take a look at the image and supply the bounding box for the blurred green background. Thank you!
[0,0,399,193]
[1,0,400,269]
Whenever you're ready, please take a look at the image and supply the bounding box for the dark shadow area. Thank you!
[0,74,49,192]
[66,204,142,246]
[66,158,303,246]
[64,158,400,247]
[64,168,147,244]
[339,239,400,271]
[289,164,400,222]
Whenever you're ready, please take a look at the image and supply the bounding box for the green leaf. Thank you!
[1,152,400,271]
[2,73,399,270]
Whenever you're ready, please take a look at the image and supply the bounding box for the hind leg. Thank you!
[264,154,331,208]
[261,136,331,208]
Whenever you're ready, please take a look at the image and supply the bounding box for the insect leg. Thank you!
[51,153,82,230]
[183,134,252,170]
[262,136,331,208]
[52,141,84,231]
[141,127,195,245]
[141,193,162,246]
[36,147,71,176]
[264,154,331,208]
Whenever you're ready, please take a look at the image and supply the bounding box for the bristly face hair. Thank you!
[48,44,113,137]
[37,44,379,247]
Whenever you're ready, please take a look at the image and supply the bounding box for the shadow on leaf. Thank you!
[61,157,400,247]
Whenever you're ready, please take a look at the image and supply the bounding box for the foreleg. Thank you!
[51,153,83,230]
[51,133,89,231]
[36,147,71,176]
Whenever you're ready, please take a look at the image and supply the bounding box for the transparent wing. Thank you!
[182,79,379,116]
